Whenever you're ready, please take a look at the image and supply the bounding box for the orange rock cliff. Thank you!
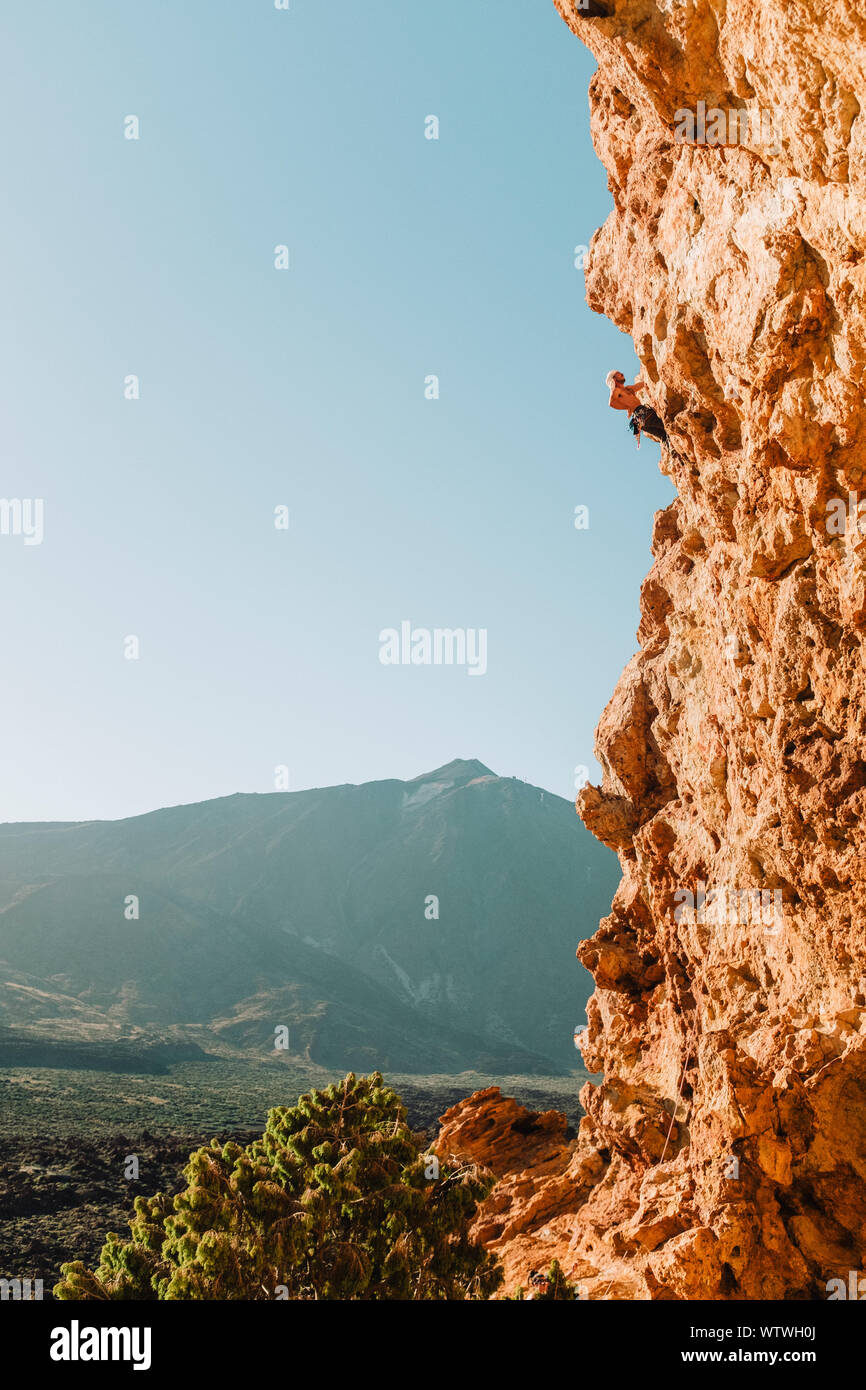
[436,0,866,1299]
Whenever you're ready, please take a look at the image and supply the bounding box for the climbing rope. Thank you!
[657,1002,702,1167]
[574,1000,703,1301]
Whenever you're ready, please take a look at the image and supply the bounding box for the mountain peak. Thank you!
[409,759,496,785]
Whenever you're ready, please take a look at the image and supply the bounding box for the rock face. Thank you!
[441,1,866,1298]
[435,1088,607,1294]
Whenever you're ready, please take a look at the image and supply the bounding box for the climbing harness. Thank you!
[629,404,668,448]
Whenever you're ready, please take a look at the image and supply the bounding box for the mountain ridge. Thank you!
[0,761,619,1074]
[0,759,503,833]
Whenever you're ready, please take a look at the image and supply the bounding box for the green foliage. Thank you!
[55,1073,502,1301]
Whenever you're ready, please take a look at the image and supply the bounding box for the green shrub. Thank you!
[55,1072,502,1301]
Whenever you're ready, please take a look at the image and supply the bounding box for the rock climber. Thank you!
[606,369,668,447]
[528,1270,551,1299]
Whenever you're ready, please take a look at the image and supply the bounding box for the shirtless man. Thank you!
[605,369,667,446]
[606,369,646,414]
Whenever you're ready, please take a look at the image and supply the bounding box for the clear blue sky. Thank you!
[0,0,675,822]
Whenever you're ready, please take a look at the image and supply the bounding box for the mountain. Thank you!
[0,760,619,1072]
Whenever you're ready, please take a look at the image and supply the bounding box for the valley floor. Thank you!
[0,1058,588,1296]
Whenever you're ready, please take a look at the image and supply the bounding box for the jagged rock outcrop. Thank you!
[442,1,866,1299]
[436,1089,609,1293]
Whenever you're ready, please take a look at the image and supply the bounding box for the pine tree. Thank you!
[55,1073,502,1301]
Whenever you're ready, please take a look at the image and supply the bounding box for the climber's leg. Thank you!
[629,404,667,445]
